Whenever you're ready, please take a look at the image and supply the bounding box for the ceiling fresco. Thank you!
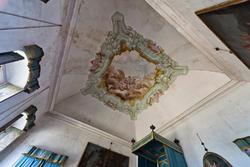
[82,12,188,119]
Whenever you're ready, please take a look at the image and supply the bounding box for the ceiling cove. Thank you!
[82,12,187,119]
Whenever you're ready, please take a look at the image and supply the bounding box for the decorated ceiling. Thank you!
[82,12,188,119]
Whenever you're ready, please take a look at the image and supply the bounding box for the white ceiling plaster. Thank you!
[54,0,234,140]
[135,70,230,139]
[55,93,135,141]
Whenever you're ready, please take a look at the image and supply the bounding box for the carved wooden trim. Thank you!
[196,0,247,15]
[24,45,44,94]
[23,105,37,131]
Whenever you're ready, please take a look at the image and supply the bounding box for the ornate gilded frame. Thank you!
[196,0,250,69]
[196,0,247,15]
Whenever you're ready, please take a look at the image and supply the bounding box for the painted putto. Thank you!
[82,12,188,119]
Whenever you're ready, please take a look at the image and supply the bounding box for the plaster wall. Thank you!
[0,114,136,167]
[135,83,250,167]
[0,0,64,127]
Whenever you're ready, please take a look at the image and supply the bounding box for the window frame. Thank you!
[0,51,24,65]
[0,51,26,102]
[0,105,37,152]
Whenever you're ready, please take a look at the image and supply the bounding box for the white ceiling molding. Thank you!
[47,0,83,112]
[156,80,245,135]
[47,111,131,147]
[144,0,250,81]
